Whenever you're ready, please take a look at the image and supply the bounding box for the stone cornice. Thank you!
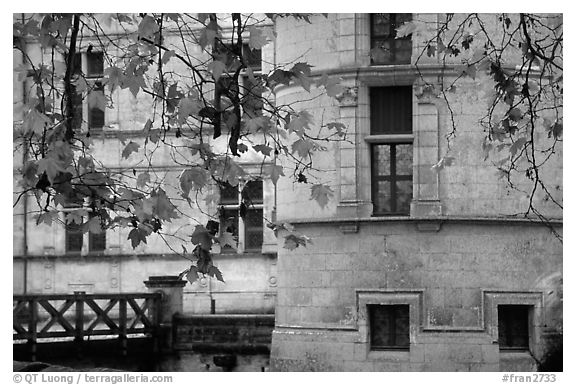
[276,215,563,227]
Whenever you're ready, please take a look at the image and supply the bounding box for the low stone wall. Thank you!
[173,314,275,354]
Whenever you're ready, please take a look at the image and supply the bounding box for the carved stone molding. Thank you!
[336,86,358,107]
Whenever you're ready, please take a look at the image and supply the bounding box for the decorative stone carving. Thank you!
[336,86,358,107]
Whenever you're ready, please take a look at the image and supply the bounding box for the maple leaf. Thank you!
[216,231,237,250]
[128,228,148,249]
[35,211,59,226]
[292,138,315,158]
[36,157,66,184]
[208,60,227,82]
[253,144,273,156]
[207,266,225,283]
[248,26,269,50]
[178,97,201,122]
[310,184,334,209]
[283,233,309,250]
[290,62,313,91]
[88,89,107,111]
[186,265,199,284]
[191,225,213,251]
[121,141,140,159]
[22,110,51,135]
[161,50,176,65]
[151,188,179,221]
[138,15,159,39]
[136,172,150,188]
[267,69,293,88]
[287,111,313,135]
[180,168,209,197]
[326,122,346,137]
[509,137,528,157]
[266,164,285,185]
[66,209,88,225]
[85,216,103,234]
[396,21,418,38]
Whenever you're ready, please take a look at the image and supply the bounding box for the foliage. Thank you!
[393,13,562,238]
[13,13,563,285]
[13,13,346,283]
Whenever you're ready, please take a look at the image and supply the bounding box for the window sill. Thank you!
[367,349,410,361]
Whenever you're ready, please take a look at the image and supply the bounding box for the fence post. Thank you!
[144,276,186,352]
[74,291,85,358]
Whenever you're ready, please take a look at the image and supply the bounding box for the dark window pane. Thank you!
[375,180,391,213]
[242,180,263,205]
[370,13,412,65]
[243,44,262,71]
[396,180,412,214]
[71,85,83,130]
[396,144,413,175]
[498,305,530,350]
[219,183,239,205]
[370,87,412,134]
[72,52,82,75]
[372,143,413,215]
[242,76,263,118]
[375,145,391,176]
[369,304,410,350]
[86,52,104,77]
[66,222,83,253]
[244,208,263,250]
[220,207,239,252]
[88,82,105,130]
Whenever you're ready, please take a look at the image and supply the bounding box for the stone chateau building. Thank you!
[13,13,562,371]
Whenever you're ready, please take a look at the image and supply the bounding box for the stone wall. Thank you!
[270,220,562,371]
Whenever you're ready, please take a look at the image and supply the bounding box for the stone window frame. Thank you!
[368,86,414,216]
[356,289,423,359]
[369,13,413,65]
[61,203,107,256]
[218,178,265,254]
[72,50,106,132]
[334,14,447,221]
[483,290,544,358]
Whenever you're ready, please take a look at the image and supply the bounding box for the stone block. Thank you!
[445,287,463,308]
[428,307,454,326]
[452,308,481,327]
[286,288,313,306]
[410,344,425,363]
[326,253,355,271]
[311,288,342,307]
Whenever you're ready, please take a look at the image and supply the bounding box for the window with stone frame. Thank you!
[65,210,106,254]
[369,304,410,350]
[71,51,105,132]
[368,86,413,216]
[213,42,264,121]
[218,180,264,253]
[498,305,531,351]
[370,13,412,65]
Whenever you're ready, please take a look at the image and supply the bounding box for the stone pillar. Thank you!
[144,275,187,350]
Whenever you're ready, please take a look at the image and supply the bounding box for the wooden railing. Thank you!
[13,292,162,360]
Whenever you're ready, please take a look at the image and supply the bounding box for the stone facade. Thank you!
[13,13,562,371]
[12,14,278,314]
[270,14,562,371]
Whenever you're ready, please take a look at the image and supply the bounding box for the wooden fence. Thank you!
[13,292,162,360]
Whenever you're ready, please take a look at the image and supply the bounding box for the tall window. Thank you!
[65,211,106,254]
[370,13,412,65]
[498,305,531,351]
[369,304,410,350]
[71,51,105,131]
[213,42,264,121]
[219,180,264,253]
[369,87,413,216]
